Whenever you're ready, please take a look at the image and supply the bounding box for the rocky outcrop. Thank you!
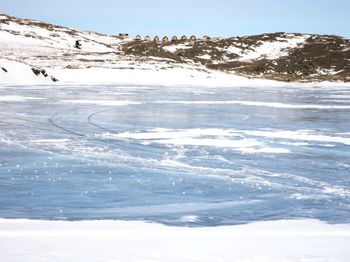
[31,67,58,82]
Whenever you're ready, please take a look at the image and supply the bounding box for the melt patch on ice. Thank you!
[62,100,140,106]
[180,215,199,223]
[155,100,350,109]
[98,128,290,154]
[244,129,350,146]
[0,95,44,101]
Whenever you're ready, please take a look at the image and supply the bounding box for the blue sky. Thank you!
[1,0,349,38]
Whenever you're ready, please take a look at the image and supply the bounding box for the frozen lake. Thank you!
[0,84,349,226]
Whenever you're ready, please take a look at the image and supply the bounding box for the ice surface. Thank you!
[0,84,349,226]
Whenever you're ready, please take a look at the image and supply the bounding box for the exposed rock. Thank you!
[51,76,59,82]
[31,68,41,76]
[40,69,48,77]
[1,67,7,72]
[31,67,58,82]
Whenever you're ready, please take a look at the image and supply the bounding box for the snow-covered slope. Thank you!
[0,14,126,70]
[1,13,350,84]
[0,13,214,85]
[0,58,55,84]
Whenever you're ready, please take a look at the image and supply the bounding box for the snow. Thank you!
[0,17,349,87]
[224,35,308,61]
[197,54,211,60]
[46,66,290,87]
[243,129,350,146]
[0,58,53,85]
[1,55,350,92]
[226,46,242,54]
[100,128,290,154]
[98,127,350,154]
[0,219,350,261]
[316,68,344,76]
[163,43,192,53]
[1,15,350,262]
[0,20,114,52]
[0,30,45,47]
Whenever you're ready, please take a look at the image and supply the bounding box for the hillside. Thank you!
[1,13,349,83]
[125,33,350,82]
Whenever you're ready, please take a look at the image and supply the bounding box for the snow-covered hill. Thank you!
[0,15,217,85]
[0,14,129,77]
[1,13,349,84]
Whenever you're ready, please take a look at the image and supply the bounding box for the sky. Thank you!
[1,0,349,38]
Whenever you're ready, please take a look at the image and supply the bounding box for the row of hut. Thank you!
[133,35,211,44]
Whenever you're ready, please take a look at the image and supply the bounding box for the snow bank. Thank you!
[49,66,287,87]
[0,219,349,261]
[0,58,52,85]
[1,57,350,88]
[48,66,350,88]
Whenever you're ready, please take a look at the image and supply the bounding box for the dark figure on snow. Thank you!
[75,40,82,49]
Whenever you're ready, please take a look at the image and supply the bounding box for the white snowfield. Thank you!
[0,219,350,262]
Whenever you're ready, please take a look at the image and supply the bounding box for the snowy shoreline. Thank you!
[1,218,350,261]
[1,58,350,88]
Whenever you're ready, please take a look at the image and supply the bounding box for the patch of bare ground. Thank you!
[124,32,350,82]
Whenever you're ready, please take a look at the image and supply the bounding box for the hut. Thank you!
[181,35,187,42]
[144,35,151,42]
[162,36,169,44]
[171,36,178,44]
[190,35,197,41]
[153,36,160,43]
[203,35,211,41]
[134,34,142,41]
